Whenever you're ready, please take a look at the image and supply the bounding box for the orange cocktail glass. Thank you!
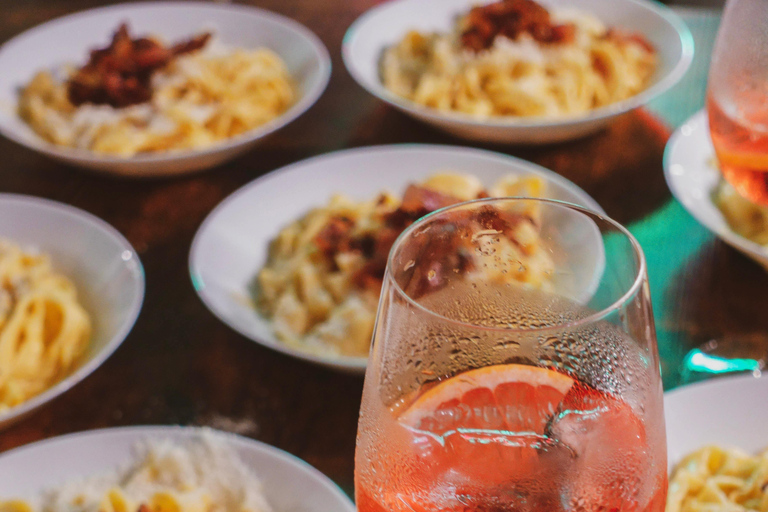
[707,0,768,205]
[355,198,667,512]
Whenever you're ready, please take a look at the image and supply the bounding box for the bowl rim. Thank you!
[342,0,695,129]
[0,424,355,511]
[0,193,145,425]
[663,108,768,262]
[188,143,605,373]
[0,1,332,166]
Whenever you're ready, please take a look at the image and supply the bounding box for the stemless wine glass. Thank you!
[708,0,768,205]
[355,198,667,512]
[678,0,768,382]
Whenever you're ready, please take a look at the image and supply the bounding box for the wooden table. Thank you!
[1,0,766,499]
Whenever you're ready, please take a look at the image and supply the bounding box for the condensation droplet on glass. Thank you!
[495,339,521,350]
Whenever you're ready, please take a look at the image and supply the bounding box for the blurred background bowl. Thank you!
[0,194,144,428]
[343,0,693,144]
[0,2,331,176]
[189,144,604,374]
[0,425,356,512]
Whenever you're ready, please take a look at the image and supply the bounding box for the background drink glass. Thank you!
[355,198,667,512]
[679,0,768,382]
[708,0,768,205]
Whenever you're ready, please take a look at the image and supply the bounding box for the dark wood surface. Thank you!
[1,0,764,499]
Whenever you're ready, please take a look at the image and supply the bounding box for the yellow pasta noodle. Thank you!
[381,6,656,119]
[668,445,768,512]
[18,41,294,157]
[0,239,90,412]
[256,172,553,358]
[0,433,272,512]
[715,180,768,246]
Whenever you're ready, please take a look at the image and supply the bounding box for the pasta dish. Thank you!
[256,172,554,358]
[0,432,272,512]
[0,239,91,413]
[18,24,295,157]
[668,445,768,512]
[381,0,657,119]
[716,180,768,246]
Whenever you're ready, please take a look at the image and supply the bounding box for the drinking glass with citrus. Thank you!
[708,0,768,205]
[355,198,667,512]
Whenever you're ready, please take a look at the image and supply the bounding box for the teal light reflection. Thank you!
[682,349,761,376]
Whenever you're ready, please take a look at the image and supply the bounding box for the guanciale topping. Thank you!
[460,0,575,52]
[313,185,528,298]
[67,23,211,108]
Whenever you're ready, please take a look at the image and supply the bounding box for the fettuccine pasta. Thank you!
[0,433,272,512]
[716,180,768,246]
[18,39,294,157]
[381,1,656,119]
[257,172,552,358]
[0,239,90,412]
[667,445,768,512]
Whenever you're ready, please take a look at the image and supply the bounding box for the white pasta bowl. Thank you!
[0,195,144,428]
[664,374,768,470]
[0,425,356,512]
[343,0,693,145]
[0,2,331,177]
[189,144,605,374]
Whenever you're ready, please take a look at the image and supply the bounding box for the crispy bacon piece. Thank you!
[312,184,532,298]
[314,216,355,259]
[398,206,529,299]
[311,185,469,294]
[604,28,656,54]
[399,185,460,217]
[67,24,211,108]
[460,0,575,52]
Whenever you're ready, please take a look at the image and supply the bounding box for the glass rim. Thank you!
[385,197,647,334]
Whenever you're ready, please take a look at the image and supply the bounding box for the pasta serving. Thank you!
[18,25,294,157]
[0,239,91,413]
[381,0,657,119]
[0,432,272,512]
[668,445,768,512]
[716,180,768,246]
[256,172,553,358]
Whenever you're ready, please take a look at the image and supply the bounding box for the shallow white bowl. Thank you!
[189,144,605,374]
[664,109,768,270]
[0,2,331,177]
[665,374,768,470]
[343,0,693,145]
[0,194,144,428]
[0,425,355,512]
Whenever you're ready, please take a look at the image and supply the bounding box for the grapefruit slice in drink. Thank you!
[397,364,576,487]
[394,364,652,505]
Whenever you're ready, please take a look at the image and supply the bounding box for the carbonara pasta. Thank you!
[381,0,657,119]
[18,31,294,157]
[0,432,272,512]
[668,445,768,512]
[0,239,90,413]
[716,180,768,246]
[256,172,553,358]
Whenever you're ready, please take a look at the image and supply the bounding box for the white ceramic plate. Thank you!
[0,195,144,428]
[664,109,768,269]
[343,0,693,145]
[0,2,331,177]
[665,374,768,470]
[189,144,605,374]
[0,425,355,512]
